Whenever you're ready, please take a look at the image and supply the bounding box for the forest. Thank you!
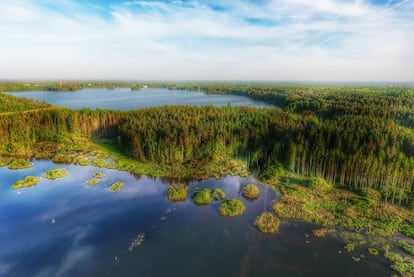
[1,83,414,207]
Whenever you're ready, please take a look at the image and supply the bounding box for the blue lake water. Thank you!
[0,161,392,277]
[6,88,274,110]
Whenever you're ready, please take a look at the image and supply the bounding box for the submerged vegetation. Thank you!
[43,168,69,180]
[219,199,245,216]
[109,182,124,191]
[11,176,41,189]
[242,184,260,200]
[167,184,188,201]
[254,212,280,234]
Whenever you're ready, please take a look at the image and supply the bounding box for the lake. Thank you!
[6,88,274,110]
[0,161,392,277]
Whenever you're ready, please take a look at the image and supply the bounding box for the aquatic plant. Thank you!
[43,168,69,180]
[254,212,280,234]
[93,172,105,179]
[192,188,213,205]
[368,248,379,256]
[11,176,41,189]
[167,184,188,201]
[109,182,124,191]
[86,179,99,186]
[219,199,245,216]
[212,188,226,200]
[242,184,260,200]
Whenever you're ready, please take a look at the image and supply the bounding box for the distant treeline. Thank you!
[1,90,414,206]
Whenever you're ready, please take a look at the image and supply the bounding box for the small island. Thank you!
[242,184,260,200]
[254,212,280,234]
[43,168,69,180]
[167,184,188,201]
[192,188,213,205]
[109,181,124,191]
[212,188,226,200]
[219,199,245,216]
[11,176,41,189]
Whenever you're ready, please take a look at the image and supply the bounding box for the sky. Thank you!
[0,0,413,81]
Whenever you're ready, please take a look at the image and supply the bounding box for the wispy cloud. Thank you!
[0,0,413,81]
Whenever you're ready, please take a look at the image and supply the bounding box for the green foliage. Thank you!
[274,175,413,236]
[212,188,226,200]
[86,179,99,186]
[397,240,414,255]
[306,178,332,191]
[254,212,280,234]
[78,157,90,166]
[5,158,33,170]
[167,184,188,201]
[2,83,414,208]
[219,199,245,216]
[242,184,260,200]
[192,188,213,205]
[384,248,414,277]
[43,168,69,180]
[109,182,124,191]
[11,176,41,189]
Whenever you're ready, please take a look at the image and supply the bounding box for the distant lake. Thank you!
[6,88,274,110]
[0,161,392,276]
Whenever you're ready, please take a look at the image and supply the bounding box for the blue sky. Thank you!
[0,0,413,81]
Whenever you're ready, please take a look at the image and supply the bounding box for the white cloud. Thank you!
[0,0,413,81]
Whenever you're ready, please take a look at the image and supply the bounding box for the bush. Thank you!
[167,184,188,201]
[242,184,260,200]
[192,188,212,205]
[212,188,226,200]
[219,199,245,216]
[254,212,280,234]
[43,168,69,180]
[307,177,332,191]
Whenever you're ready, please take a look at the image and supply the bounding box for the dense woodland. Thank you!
[1,83,414,207]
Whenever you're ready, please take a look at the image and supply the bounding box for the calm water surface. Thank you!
[0,161,392,277]
[7,88,274,110]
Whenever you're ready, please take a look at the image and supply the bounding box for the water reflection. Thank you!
[0,160,392,277]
